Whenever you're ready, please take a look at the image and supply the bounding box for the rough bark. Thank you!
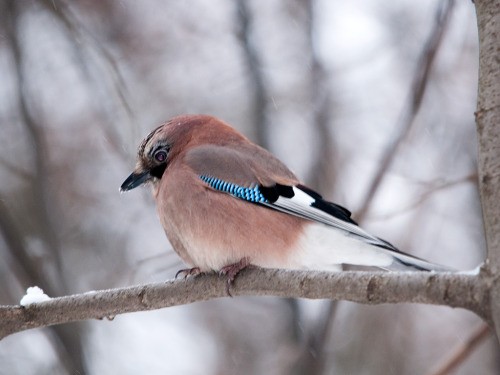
[0,269,490,340]
[474,0,500,341]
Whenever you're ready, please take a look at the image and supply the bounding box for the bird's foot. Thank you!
[175,267,201,279]
[219,257,257,297]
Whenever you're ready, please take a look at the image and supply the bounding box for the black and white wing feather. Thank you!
[259,183,451,272]
[259,184,394,250]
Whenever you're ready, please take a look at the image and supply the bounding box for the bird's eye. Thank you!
[154,150,167,162]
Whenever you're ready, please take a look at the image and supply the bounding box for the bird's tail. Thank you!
[383,249,454,272]
[296,223,454,272]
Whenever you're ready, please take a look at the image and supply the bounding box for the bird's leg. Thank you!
[175,267,201,279]
[218,257,257,296]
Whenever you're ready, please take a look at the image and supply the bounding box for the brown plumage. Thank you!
[121,115,451,288]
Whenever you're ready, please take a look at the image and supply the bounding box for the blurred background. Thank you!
[0,0,497,374]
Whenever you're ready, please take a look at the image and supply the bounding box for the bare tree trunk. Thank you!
[474,0,500,342]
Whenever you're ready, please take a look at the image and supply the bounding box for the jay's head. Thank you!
[120,115,244,192]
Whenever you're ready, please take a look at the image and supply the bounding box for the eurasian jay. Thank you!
[121,115,449,290]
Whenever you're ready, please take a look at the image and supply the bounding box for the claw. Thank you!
[175,267,201,279]
[218,257,256,297]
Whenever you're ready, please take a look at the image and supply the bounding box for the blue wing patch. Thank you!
[200,175,269,203]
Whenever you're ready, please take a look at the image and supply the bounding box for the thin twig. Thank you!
[0,156,33,183]
[303,0,337,195]
[236,0,269,149]
[356,0,456,221]
[426,323,492,375]
[5,0,64,287]
[0,199,38,286]
[4,2,87,373]
[370,174,476,221]
[306,301,338,375]
[37,0,134,159]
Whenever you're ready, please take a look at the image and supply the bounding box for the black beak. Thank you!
[120,170,152,192]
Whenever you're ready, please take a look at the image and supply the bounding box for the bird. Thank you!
[121,115,450,292]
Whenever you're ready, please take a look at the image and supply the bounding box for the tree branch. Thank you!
[474,0,500,341]
[475,1,500,274]
[0,269,491,340]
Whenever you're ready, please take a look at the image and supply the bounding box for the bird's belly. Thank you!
[157,181,306,272]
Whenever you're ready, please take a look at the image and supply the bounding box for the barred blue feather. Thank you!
[200,175,268,203]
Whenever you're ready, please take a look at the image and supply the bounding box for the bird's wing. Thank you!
[185,144,391,249]
[184,144,299,187]
[185,144,451,271]
[259,184,400,251]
